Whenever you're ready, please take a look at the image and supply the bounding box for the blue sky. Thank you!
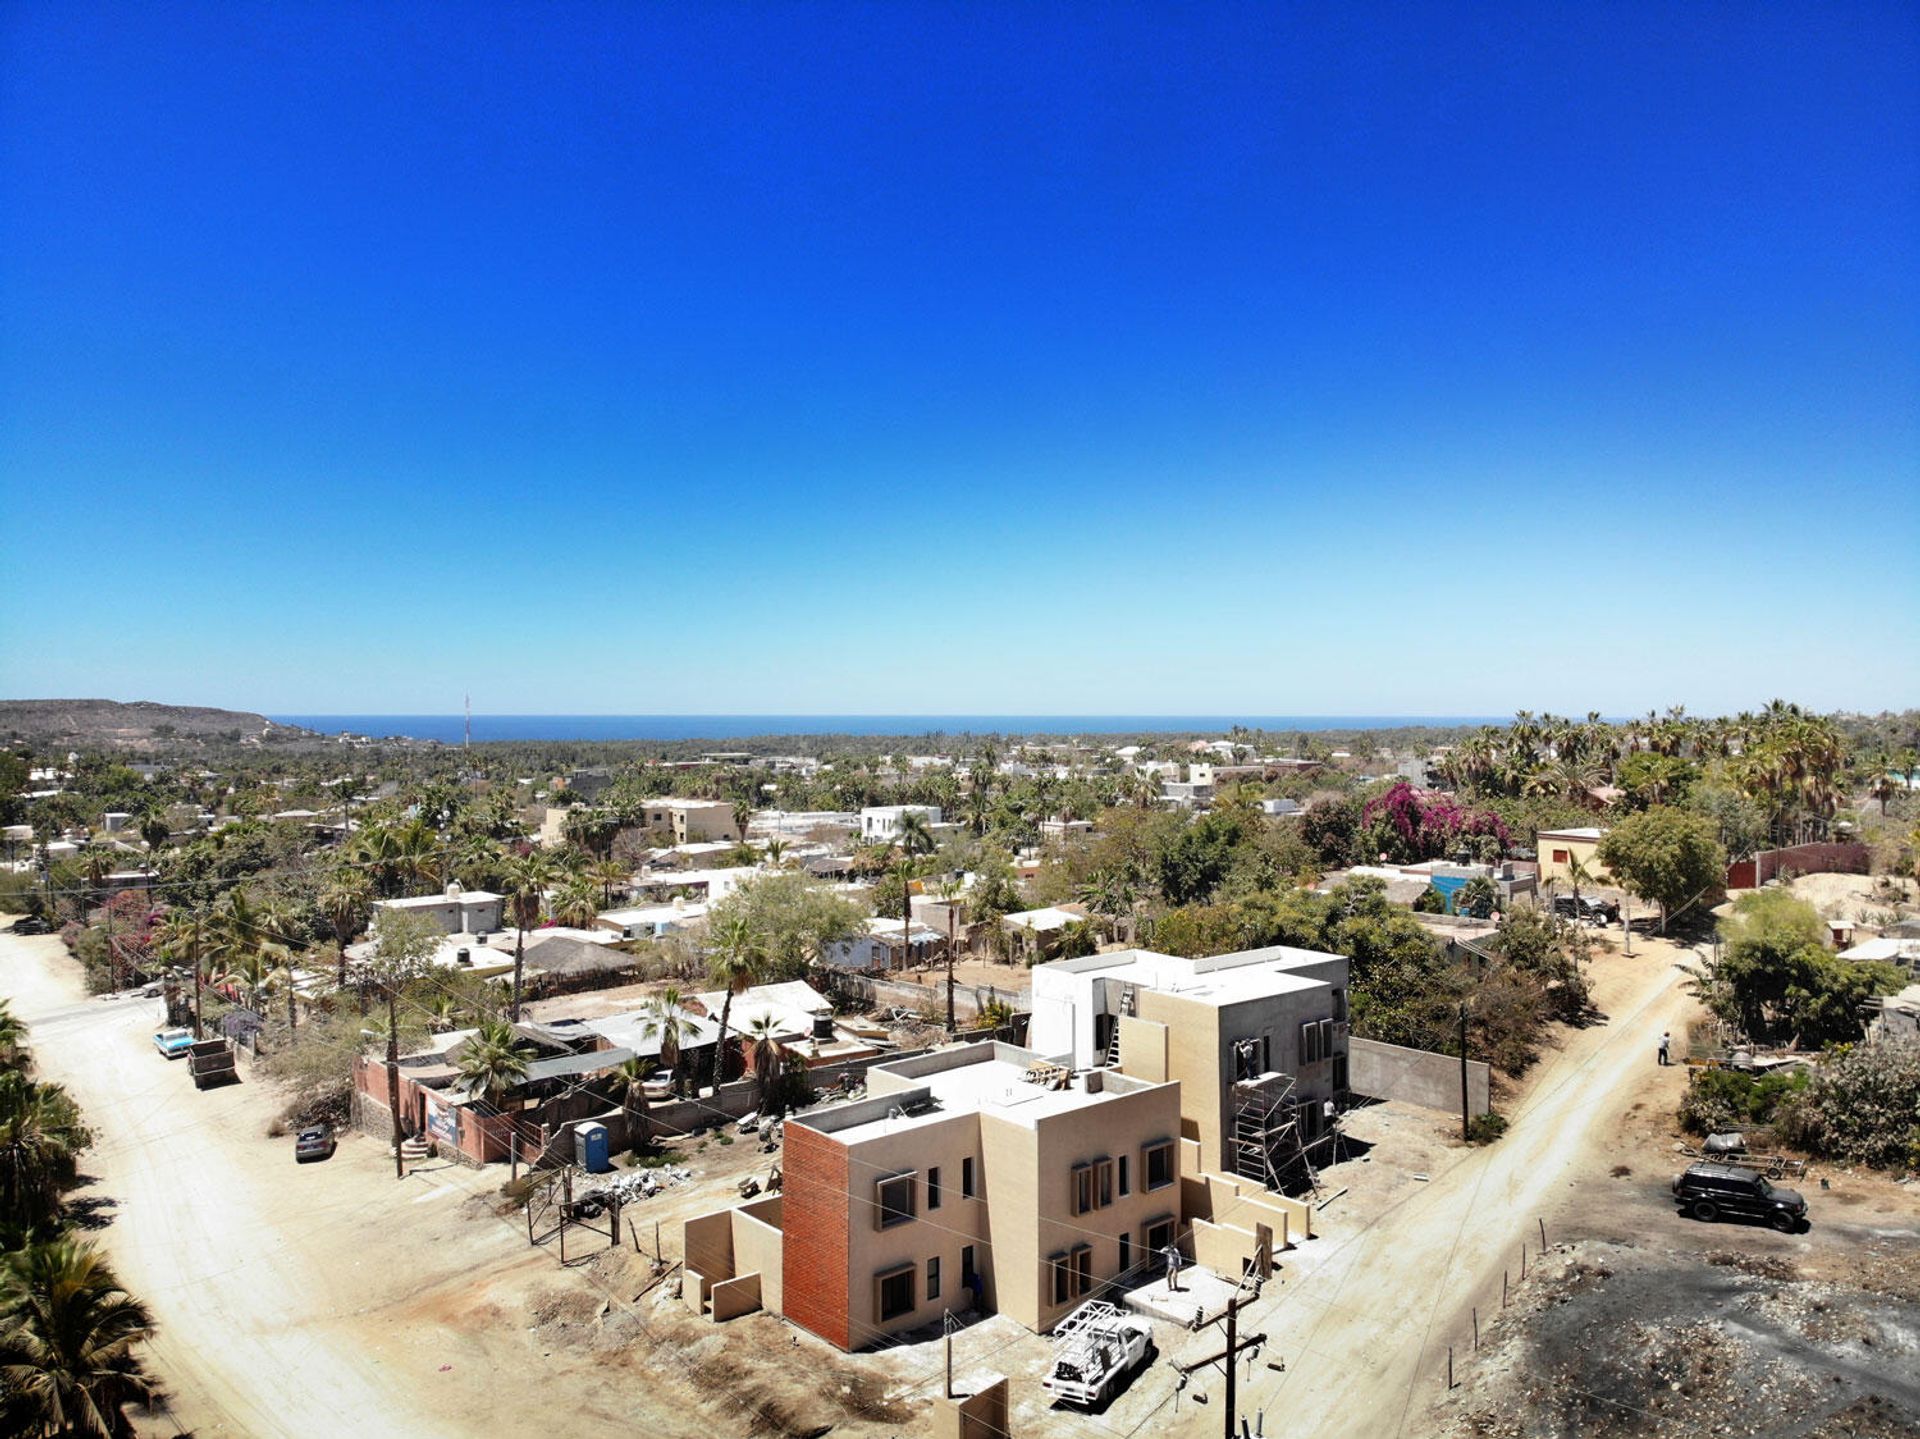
[2,3,1916,717]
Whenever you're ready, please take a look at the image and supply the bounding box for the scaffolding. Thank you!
[1231,1071,1322,1198]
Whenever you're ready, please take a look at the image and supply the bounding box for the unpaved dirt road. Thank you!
[1163,932,1697,1438]
[0,921,504,1438]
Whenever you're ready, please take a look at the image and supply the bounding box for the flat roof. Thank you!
[803,1044,1160,1143]
[1538,827,1605,841]
[1037,944,1342,1005]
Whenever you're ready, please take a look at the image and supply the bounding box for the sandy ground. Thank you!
[1781,872,1917,925]
[0,918,913,1438]
[1431,979,1920,1437]
[1146,930,1704,1439]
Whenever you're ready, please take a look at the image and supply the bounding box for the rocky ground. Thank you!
[1436,1236,1920,1438]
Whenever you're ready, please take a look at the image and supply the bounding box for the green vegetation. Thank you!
[1685,891,1906,1049]
[1677,1066,1810,1137]
[1596,807,1725,930]
[0,1001,155,1436]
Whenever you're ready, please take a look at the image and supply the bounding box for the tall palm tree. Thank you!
[318,866,371,988]
[640,987,695,1098]
[498,849,555,1022]
[611,1056,655,1151]
[588,856,630,907]
[704,915,764,1093]
[742,1014,787,1118]
[0,1237,153,1438]
[0,1072,91,1234]
[895,809,936,859]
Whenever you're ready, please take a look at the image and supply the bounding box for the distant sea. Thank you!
[270,714,1506,745]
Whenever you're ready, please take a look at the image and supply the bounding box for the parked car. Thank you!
[1552,893,1618,923]
[152,1027,195,1059]
[1672,1162,1807,1231]
[293,1124,337,1163]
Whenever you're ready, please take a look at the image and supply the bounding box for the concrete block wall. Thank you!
[1349,1036,1490,1116]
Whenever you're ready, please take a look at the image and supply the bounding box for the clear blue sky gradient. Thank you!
[3,4,1916,716]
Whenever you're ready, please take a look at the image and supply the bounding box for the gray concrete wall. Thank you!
[1349,1036,1490,1117]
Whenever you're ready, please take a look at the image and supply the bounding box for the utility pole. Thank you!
[1223,1294,1238,1439]
[1459,1003,1471,1140]
[191,913,205,1040]
[946,905,957,1034]
[386,983,405,1180]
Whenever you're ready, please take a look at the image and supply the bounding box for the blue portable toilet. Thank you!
[573,1120,610,1173]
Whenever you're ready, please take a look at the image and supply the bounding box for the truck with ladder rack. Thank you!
[1040,1300,1154,1407]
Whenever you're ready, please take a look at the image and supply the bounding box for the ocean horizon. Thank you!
[270,714,1510,745]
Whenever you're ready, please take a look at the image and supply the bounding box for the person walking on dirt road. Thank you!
[1658,1031,1671,1066]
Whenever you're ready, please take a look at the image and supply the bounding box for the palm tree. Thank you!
[0,1237,153,1438]
[454,1019,532,1111]
[762,838,790,870]
[611,1056,655,1152]
[498,849,555,1023]
[895,809,936,859]
[318,866,371,988]
[0,1072,91,1235]
[704,915,764,1093]
[134,806,169,876]
[588,856,630,907]
[549,876,600,930]
[640,987,695,1098]
[742,1014,787,1118]
[0,1001,28,1072]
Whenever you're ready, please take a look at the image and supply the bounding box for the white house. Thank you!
[859,804,943,843]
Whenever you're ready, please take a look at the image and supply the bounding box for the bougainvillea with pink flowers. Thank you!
[1361,781,1511,863]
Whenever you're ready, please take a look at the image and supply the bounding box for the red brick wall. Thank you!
[781,1122,852,1350]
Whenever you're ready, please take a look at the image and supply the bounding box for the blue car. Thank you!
[153,1027,195,1059]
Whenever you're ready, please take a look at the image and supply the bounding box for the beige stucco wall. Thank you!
[842,1110,990,1346]
[1118,1015,1168,1082]
[682,1210,733,1315]
[1538,831,1609,885]
[931,1376,1009,1439]
[710,1271,762,1321]
[1135,990,1222,1166]
[733,1198,785,1316]
[1025,1079,1184,1332]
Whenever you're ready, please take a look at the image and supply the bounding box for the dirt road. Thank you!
[1163,932,1696,1439]
[0,922,518,1438]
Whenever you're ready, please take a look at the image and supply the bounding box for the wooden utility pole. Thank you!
[946,907,957,1034]
[1223,1295,1238,1439]
[385,984,405,1180]
[191,914,205,1040]
[1459,1003,1471,1140]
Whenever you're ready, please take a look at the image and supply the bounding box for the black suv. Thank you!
[1671,1163,1807,1232]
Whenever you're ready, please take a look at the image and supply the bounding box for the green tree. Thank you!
[611,1056,655,1151]
[0,1237,153,1438]
[708,873,865,981]
[1597,807,1724,930]
[361,909,443,1179]
[1692,890,1906,1046]
[454,1018,531,1111]
[704,913,765,1091]
[0,1073,92,1238]
[498,848,555,1023]
[641,986,696,1098]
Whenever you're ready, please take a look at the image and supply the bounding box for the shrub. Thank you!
[1676,1067,1808,1137]
[1466,1112,1508,1144]
[1774,1045,1920,1170]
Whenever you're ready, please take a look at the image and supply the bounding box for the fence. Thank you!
[1726,841,1871,890]
[820,969,1032,1021]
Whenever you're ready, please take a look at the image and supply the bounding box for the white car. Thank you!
[152,1027,195,1059]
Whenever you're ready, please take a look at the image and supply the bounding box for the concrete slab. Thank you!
[1121,1265,1244,1328]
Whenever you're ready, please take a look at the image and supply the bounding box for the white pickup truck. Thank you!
[1040,1301,1154,1407]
